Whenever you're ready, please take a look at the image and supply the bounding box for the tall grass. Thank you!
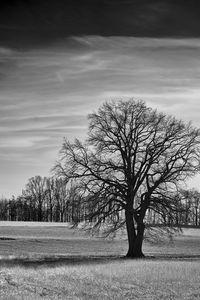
[0,260,200,299]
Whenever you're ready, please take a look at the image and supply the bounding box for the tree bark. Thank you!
[133,221,145,257]
[125,210,145,258]
[125,210,136,257]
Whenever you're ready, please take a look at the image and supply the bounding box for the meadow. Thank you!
[0,221,200,299]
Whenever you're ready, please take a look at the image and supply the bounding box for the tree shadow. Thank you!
[1,253,200,268]
[0,255,124,268]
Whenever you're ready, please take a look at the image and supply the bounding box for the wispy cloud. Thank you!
[1,36,200,197]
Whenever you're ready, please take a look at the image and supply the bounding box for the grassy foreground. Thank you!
[0,222,200,299]
[0,259,200,299]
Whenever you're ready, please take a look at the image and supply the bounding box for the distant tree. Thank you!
[18,176,69,222]
[22,176,47,221]
[66,182,85,223]
[0,197,10,220]
[55,100,200,258]
[8,196,17,221]
[191,189,200,226]
[46,177,56,222]
[53,178,67,222]
[181,188,200,226]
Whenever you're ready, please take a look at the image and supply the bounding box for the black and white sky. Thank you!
[1,0,200,197]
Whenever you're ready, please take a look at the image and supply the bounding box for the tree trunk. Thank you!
[125,210,136,257]
[133,221,145,257]
[38,202,43,221]
[125,210,145,258]
[50,205,53,222]
[195,207,198,227]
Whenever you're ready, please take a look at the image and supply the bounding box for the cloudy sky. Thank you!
[1,0,200,197]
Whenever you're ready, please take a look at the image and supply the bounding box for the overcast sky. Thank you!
[1,1,200,197]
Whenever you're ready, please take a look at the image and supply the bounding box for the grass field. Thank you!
[1,260,200,299]
[0,222,200,299]
[0,221,200,261]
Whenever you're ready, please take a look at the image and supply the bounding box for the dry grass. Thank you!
[0,221,199,260]
[0,222,200,299]
[0,260,200,299]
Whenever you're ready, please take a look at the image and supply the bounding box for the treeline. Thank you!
[0,175,200,227]
[0,176,84,223]
[146,189,200,227]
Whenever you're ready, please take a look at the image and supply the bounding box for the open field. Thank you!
[0,221,200,263]
[0,259,200,299]
[0,222,200,299]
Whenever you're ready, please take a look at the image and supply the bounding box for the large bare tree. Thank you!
[55,100,200,257]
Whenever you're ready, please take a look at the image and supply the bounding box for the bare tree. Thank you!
[45,177,67,222]
[22,176,47,221]
[181,188,200,226]
[191,189,200,226]
[55,100,200,257]
[53,178,67,222]
[45,177,55,222]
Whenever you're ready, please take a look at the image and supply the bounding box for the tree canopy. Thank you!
[55,100,200,257]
